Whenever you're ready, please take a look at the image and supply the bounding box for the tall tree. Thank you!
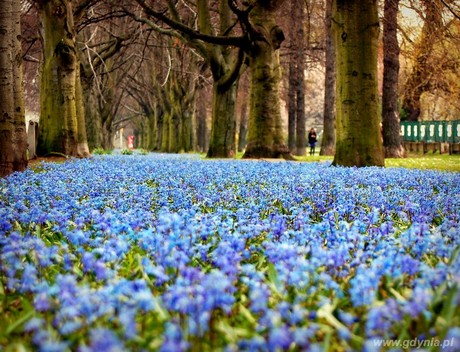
[199,0,240,158]
[382,0,404,157]
[287,0,306,156]
[332,0,384,167]
[320,0,336,156]
[35,0,90,157]
[241,0,292,159]
[294,0,306,157]
[0,0,28,177]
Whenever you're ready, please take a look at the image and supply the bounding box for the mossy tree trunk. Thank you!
[287,55,297,152]
[75,64,90,156]
[238,101,248,153]
[243,0,292,159]
[293,0,306,157]
[382,0,405,158]
[207,82,237,157]
[36,0,88,157]
[320,0,336,156]
[196,88,208,153]
[0,0,28,177]
[199,0,240,158]
[331,0,384,167]
[144,105,158,151]
[81,76,102,150]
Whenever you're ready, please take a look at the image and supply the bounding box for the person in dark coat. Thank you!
[308,128,317,155]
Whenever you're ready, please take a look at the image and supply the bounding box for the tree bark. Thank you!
[382,0,405,158]
[196,88,208,153]
[287,6,297,152]
[238,101,248,152]
[320,0,336,156]
[207,82,237,157]
[75,64,90,156]
[201,0,239,158]
[0,0,28,177]
[36,0,86,157]
[294,0,306,156]
[332,0,384,167]
[243,0,292,159]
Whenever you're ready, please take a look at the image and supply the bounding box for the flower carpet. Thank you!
[1,154,459,351]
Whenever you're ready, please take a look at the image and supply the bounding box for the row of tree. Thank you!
[1,0,459,176]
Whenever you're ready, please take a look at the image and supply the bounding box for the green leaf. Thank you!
[267,262,283,296]
[237,303,256,326]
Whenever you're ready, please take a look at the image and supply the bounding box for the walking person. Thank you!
[308,128,317,156]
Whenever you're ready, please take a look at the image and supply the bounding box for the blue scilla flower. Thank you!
[201,270,236,313]
[141,257,169,284]
[58,320,83,335]
[349,266,380,307]
[119,308,138,339]
[267,325,292,351]
[19,262,38,293]
[248,282,271,314]
[81,252,95,273]
[65,229,89,247]
[94,260,111,281]
[237,335,267,351]
[160,321,190,352]
[34,291,51,312]
[338,310,358,326]
[365,298,401,337]
[293,325,318,348]
[80,328,125,352]
[443,327,460,352]
[402,286,432,318]
[36,338,70,352]
[212,240,242,277]
[24,317,45,332]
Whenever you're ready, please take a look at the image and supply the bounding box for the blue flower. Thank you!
[80,328,125,352]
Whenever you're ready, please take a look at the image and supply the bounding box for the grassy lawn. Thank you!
[277,153,460,172]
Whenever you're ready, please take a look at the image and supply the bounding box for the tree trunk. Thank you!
[0,0,28,177]
[37,0,83,157]
[243,1,292,160]
[382,0,405,158]
[147,106,158,151]
[206,82,237,157]
[320,0,336,156]
[294,0,306,157]
[81,77,102,150]
[200,0,239,158]
[287,33,297,151]
[75,64,90,156]
[196,89,208,153]
[331,0,384,167]
[161,111,170,152]
[238,101,248,152]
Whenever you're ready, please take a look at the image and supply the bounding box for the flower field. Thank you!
[1,154,459,351]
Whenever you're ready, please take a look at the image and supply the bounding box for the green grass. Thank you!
[235,151,460,172]
[385,153,460,172]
